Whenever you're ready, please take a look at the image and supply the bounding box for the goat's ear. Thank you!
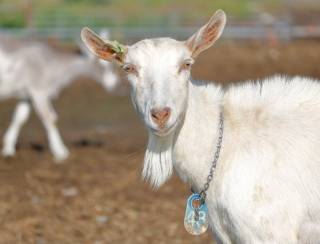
[81,27,126,64]
[185,9,226,58]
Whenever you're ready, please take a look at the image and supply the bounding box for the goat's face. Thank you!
[81,9,226,136]
[123,38,192,136]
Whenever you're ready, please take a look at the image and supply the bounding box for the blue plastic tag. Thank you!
[184,193,209,235]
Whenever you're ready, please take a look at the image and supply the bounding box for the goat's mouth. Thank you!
[149,121,177,137]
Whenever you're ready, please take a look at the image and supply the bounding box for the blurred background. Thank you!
[0,0,319,243]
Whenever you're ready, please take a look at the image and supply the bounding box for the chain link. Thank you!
[199,111,224,204]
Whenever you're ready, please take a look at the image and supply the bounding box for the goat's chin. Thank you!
[142,132,174,188]
[151,128,174,137]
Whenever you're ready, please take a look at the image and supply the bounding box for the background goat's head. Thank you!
[78,30,120,93]
[82,10,226,136]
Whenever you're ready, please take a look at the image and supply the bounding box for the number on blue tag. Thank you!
[184,193,209,235]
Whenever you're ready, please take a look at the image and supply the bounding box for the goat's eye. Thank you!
[122,63,136,74]
[181,59,194,71]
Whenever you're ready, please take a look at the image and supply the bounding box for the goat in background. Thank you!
[0,35,119,161]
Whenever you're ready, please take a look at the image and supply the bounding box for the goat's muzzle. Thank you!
[151,107,171,129]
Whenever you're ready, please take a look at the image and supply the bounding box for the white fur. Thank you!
[143,133,174,187]
[0,38,119,161]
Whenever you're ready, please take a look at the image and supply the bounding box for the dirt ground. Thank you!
[0,40,320,244]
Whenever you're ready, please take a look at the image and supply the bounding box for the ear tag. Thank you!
[108,40,125,54]
[184,193,209,235]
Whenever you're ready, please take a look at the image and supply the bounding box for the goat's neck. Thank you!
[172,80,223,191]
[143,80,223,189]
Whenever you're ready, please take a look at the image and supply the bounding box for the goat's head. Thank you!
[81,10,226,186]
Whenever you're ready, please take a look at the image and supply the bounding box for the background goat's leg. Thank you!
[31,93,69,161]
[2,101,31,157]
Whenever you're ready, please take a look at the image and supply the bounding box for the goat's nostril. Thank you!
[151,111,158,119]
[151,107,171,127]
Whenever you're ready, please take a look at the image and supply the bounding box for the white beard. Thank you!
[142,132,174,188]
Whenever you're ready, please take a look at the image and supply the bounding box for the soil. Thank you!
[0,40,320,244]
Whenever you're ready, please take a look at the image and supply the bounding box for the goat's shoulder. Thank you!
[224,75,320,122]
[225,75,320,108]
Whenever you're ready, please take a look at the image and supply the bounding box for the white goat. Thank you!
[0,36,119,161]
[82,10,320,243]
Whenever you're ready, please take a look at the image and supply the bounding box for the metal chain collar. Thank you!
[198,110,224,204]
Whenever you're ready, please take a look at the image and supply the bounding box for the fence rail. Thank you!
[1,25,320,42]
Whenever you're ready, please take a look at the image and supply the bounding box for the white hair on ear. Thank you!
[142,133,174,188]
